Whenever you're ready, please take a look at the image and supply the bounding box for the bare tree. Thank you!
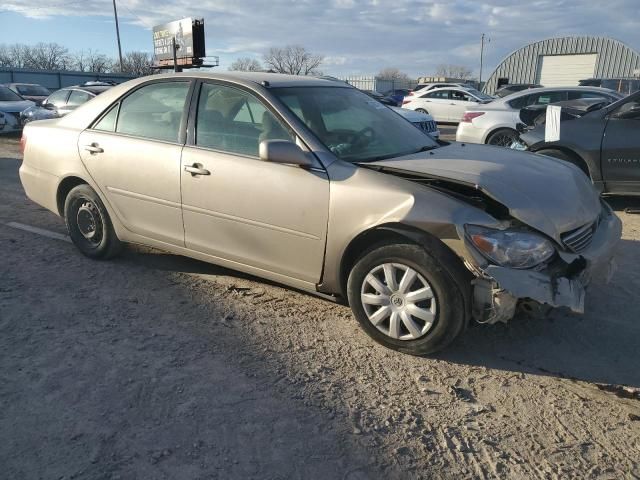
[24,43,71,70]
[120,51,154,76]
[72,50,88,72]
[435,64,474,80]
[0,45,12,67]
[229,57,263,72]
[377,67,409,82]
[87,51,112,73]
[263,45,323,76]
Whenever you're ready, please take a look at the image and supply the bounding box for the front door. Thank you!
[180,82,330,284]
[78,80,192,245]
[601,95,640,193]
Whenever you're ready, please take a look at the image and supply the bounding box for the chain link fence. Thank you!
[338,75,419,93]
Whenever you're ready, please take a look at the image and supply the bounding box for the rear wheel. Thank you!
[347,243,467,355]
[486,128,519,147]
[536,149,590,177]
[64,184,123,259]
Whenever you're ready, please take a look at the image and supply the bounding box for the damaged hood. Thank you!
[368,143,601,240]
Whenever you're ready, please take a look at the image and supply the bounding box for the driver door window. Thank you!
[195,83,294,157]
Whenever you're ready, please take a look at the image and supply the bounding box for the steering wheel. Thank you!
[352,126,376,149]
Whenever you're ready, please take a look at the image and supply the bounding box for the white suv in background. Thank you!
[402,86,494,123]
[455,86,622,146]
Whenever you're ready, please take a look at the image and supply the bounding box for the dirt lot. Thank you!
[1,135,639,479]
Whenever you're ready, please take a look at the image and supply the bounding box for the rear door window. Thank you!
[116,81,190,143]
[527,91,567,106]
[424,90,450,99]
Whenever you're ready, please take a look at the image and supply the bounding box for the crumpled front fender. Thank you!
[475,203,621,318]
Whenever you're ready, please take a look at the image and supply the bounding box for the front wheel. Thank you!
[415,108,429,115]
[347,244,467,355]
[64,184,123,259]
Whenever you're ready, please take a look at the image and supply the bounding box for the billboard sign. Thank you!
[153,18,205,63]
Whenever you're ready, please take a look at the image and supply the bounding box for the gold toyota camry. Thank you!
[19,72,621,355]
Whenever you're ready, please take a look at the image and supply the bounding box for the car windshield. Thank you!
[272,86,438,162]
[16,85,50,96]
[0,86,24,102]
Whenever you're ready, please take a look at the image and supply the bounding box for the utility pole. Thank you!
[478,33,491,88]
[479,33,485,85]
[112,0,124,72]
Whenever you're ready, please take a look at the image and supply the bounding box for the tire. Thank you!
[486,128,519,147]
[64,184,123,259]
[536,149,590,177]
[415,108,429,115]
[347,243,467,356]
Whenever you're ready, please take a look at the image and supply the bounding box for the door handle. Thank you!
[84,143,103,154]
[184,164,211,176]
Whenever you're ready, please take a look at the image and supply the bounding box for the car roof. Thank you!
[503,85,618,99]
[60,85,112,95]
[174,71,350,88]
[422,86,478,94]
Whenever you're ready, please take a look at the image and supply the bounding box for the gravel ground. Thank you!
[1,134,639,479]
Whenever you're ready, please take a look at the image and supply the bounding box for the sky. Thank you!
[1,0,639,78]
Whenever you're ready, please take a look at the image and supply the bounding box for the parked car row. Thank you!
[0,81,115,134]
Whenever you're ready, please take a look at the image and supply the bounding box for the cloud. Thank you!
[2,0,639,77]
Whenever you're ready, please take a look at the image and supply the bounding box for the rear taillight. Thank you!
[461,112,485,123]
[402,99,411,105]
[20,133,27,154]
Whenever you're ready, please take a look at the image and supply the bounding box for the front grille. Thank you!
[416,120,437,133]
[561,220,597,253]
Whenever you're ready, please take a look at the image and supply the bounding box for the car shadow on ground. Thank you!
[123,234,640,389]
[117,195,640,389]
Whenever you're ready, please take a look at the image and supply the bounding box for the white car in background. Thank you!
[390,106,440,138]
[402,86,494,123]
[456,86,623,146]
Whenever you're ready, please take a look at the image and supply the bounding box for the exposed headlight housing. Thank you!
[465,225,555,269]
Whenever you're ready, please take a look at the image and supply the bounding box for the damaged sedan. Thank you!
[19,73,621,355]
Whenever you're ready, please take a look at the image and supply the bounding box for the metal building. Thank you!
[484,36,640,95]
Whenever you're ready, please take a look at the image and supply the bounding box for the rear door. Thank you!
[418,90,451,122]
[601,95,640,193]
[448,90,476,122]
[78,79,193,245]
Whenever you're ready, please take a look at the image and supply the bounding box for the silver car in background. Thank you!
[390,106,440,138]
[19,72,621,355]
[456,86,623,146]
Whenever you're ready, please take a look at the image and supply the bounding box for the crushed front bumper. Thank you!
[471,205,622,323]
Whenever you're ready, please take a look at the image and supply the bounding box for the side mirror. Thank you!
[259,140,313,167]
[614,105,640,120]
[43,103,56,111]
